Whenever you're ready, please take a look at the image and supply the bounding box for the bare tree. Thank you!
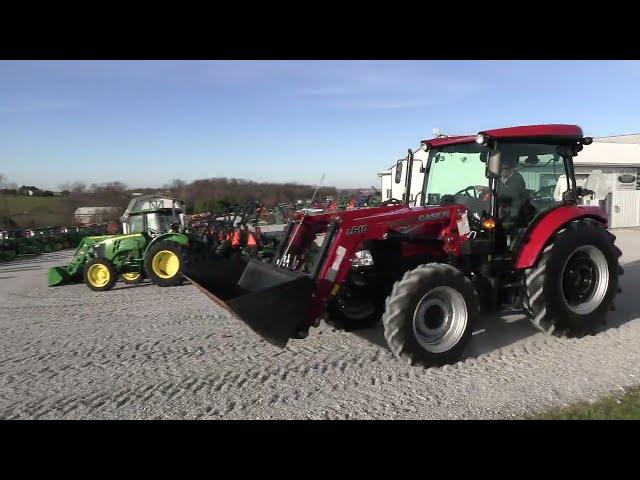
[71,182,87,193]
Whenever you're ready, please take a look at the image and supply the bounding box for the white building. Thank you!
[379,147,430,205]
[575,136,640,228]
[74,206,121,225]
[378,134,640,228]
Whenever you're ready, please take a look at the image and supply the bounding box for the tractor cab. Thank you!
[123,208,184,237]
[121,194,186,236]
[418,125,594,254]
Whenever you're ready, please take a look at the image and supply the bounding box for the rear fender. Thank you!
[514,205,607,270]
[144,232,189,256]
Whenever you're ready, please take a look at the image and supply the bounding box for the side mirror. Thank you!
[395,160,403,184]
[487,148,501,178]
[576,186,595,198]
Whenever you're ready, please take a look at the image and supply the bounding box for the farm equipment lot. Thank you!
[1,229,640,419]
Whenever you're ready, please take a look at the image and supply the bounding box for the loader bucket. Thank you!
[48,266,76,287]
[183,255,315,348]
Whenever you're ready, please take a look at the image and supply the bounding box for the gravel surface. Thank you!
[1,229,639,419]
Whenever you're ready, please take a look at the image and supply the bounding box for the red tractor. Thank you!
[185,125,623,366]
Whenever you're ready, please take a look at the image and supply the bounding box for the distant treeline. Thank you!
[1,174,358,228]
[161,178,339,214]
[58,177,342,215]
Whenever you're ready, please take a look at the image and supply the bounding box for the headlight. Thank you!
[352,249,374,267]
[476,133,487,145]
[420,142,428,151]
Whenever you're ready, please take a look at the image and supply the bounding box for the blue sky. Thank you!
[1,60,639,190]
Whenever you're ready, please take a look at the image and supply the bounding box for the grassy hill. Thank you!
[0,196,74,228]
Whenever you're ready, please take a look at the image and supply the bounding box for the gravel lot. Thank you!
[1,229,640,419]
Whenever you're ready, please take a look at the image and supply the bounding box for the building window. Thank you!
[386,189,392,199]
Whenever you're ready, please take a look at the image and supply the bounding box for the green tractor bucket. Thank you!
[48,266,76,287]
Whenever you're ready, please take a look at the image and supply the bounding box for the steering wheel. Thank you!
[381,198,404,206]
[454,185,480,198]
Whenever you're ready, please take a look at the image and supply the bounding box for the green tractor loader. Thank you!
[48,195,191,291]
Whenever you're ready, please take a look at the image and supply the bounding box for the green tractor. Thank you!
[48,195,192,291]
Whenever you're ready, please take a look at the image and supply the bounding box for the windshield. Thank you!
[422,141,572,222]
[128,214,145,233]
[422,143,490,218]
[424,143,487,203]
[146,212,177,233]
[127,211,178,234]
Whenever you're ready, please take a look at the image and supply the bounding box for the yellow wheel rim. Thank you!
[122,272,141,281]
[87,263,111,288]
[151,250,180,279]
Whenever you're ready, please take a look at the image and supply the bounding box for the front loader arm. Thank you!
[184,204,467,347]
[295,205,463,322]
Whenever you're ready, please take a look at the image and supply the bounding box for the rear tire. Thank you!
[382,263,478,367]
[83,258,118,292]
[145,241,184,287]
[325,286,384,331]
[524,219,622,335]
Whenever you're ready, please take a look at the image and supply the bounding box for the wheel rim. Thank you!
[152,250,180,279]
[122,272,141,281]
[412,286,468,354]
[87,263,111,287]
[561,245,609,315]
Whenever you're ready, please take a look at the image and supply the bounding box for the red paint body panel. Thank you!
[514,205,607,270]
[284,204,470,322]
[481,124,583,140]
[422,124,584,148]
[422,135,476,149]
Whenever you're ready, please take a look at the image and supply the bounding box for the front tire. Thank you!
[382,264,478,367]
[145,241,184,287]
[524,219,623,335]
[83,258,118,291]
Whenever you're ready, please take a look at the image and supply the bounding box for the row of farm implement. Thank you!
[0,224,113,262]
